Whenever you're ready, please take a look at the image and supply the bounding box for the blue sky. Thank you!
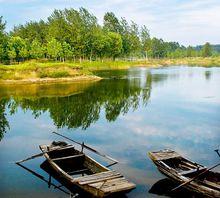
[0,0,219,46]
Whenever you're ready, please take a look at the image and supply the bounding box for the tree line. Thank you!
[0,8,216,64]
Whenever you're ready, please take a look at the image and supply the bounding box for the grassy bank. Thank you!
[0,57,219,82]
[155,57,220,67]
[81,57,220,69]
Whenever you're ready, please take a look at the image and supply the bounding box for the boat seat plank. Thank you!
[74,171,117,182]
[52,154,85,161]
[41,145,74,152]
[202,180,220,191]
[89,177,127,188]
[179,167,206,175]
[79,174,122,185]
[73,171,122,185]
[67,168,89,175]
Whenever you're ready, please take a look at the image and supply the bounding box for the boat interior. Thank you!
[44,144,108,177]
[161,157,205,175]
[161,157,220,190]
[40,143,136,197]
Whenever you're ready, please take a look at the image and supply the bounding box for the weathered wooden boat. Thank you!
[39,141,136,197]
[148,149,220,198]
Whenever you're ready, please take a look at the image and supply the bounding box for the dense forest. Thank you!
[0,8,217,64]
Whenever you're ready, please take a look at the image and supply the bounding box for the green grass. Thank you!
[38,71,70,78]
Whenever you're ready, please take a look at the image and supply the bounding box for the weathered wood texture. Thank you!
[39,142,136,197]
[149,149,181,161]
[148,149,220,198]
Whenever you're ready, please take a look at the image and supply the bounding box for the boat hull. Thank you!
[149,150,220,198]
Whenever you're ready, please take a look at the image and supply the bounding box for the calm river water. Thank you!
[0,66,220,198]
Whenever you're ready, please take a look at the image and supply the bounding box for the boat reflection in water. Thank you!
[149,178,203,198]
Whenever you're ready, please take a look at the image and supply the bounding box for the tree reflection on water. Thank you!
[0,71,169,141]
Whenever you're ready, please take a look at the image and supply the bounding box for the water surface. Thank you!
[0,66,220,197]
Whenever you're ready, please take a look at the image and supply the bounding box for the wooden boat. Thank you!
[39,141,136,197]
[148,149,220,198]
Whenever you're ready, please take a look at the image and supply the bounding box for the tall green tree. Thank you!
[149,38,166,58]
[103,12,121,33]
[0,16,8,62]
[46,38,62,60]
[7,36,28,62]
[186,46,196,57]
[119,17,132,56]
[30,39,44,59]
[107,32,122,59]
[79,7,99,60]
[47,9,68,43]
[202,42,212,57]
[129,21,141,56]
[60,41,73,61]
[140,25,150,58]
[63,8,85,60]
[12,20,48,44]
[92,29,109,59]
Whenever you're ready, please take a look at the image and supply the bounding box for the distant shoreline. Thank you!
[0,57,219,84]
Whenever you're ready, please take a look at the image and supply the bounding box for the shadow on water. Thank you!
[149,178,203,198]
[0,69,167,141]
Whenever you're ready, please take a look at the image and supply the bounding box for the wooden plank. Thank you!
[74,171,116,182]
[89,177,127,188]
[79,174,123,185]
[159,161,171,170]
[101,180,135,193]
[149,150,181,161]
[103,183,136,193]
[181,160,199,169]
[52,154,85,161]
[67,168,89,175]
[202,180,220,191]
[83,155,109,173]
[40,144,73,152]
[179,167,206,175]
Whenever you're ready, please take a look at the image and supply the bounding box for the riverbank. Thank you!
[0,61,101,84]
[0,57,219,83]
